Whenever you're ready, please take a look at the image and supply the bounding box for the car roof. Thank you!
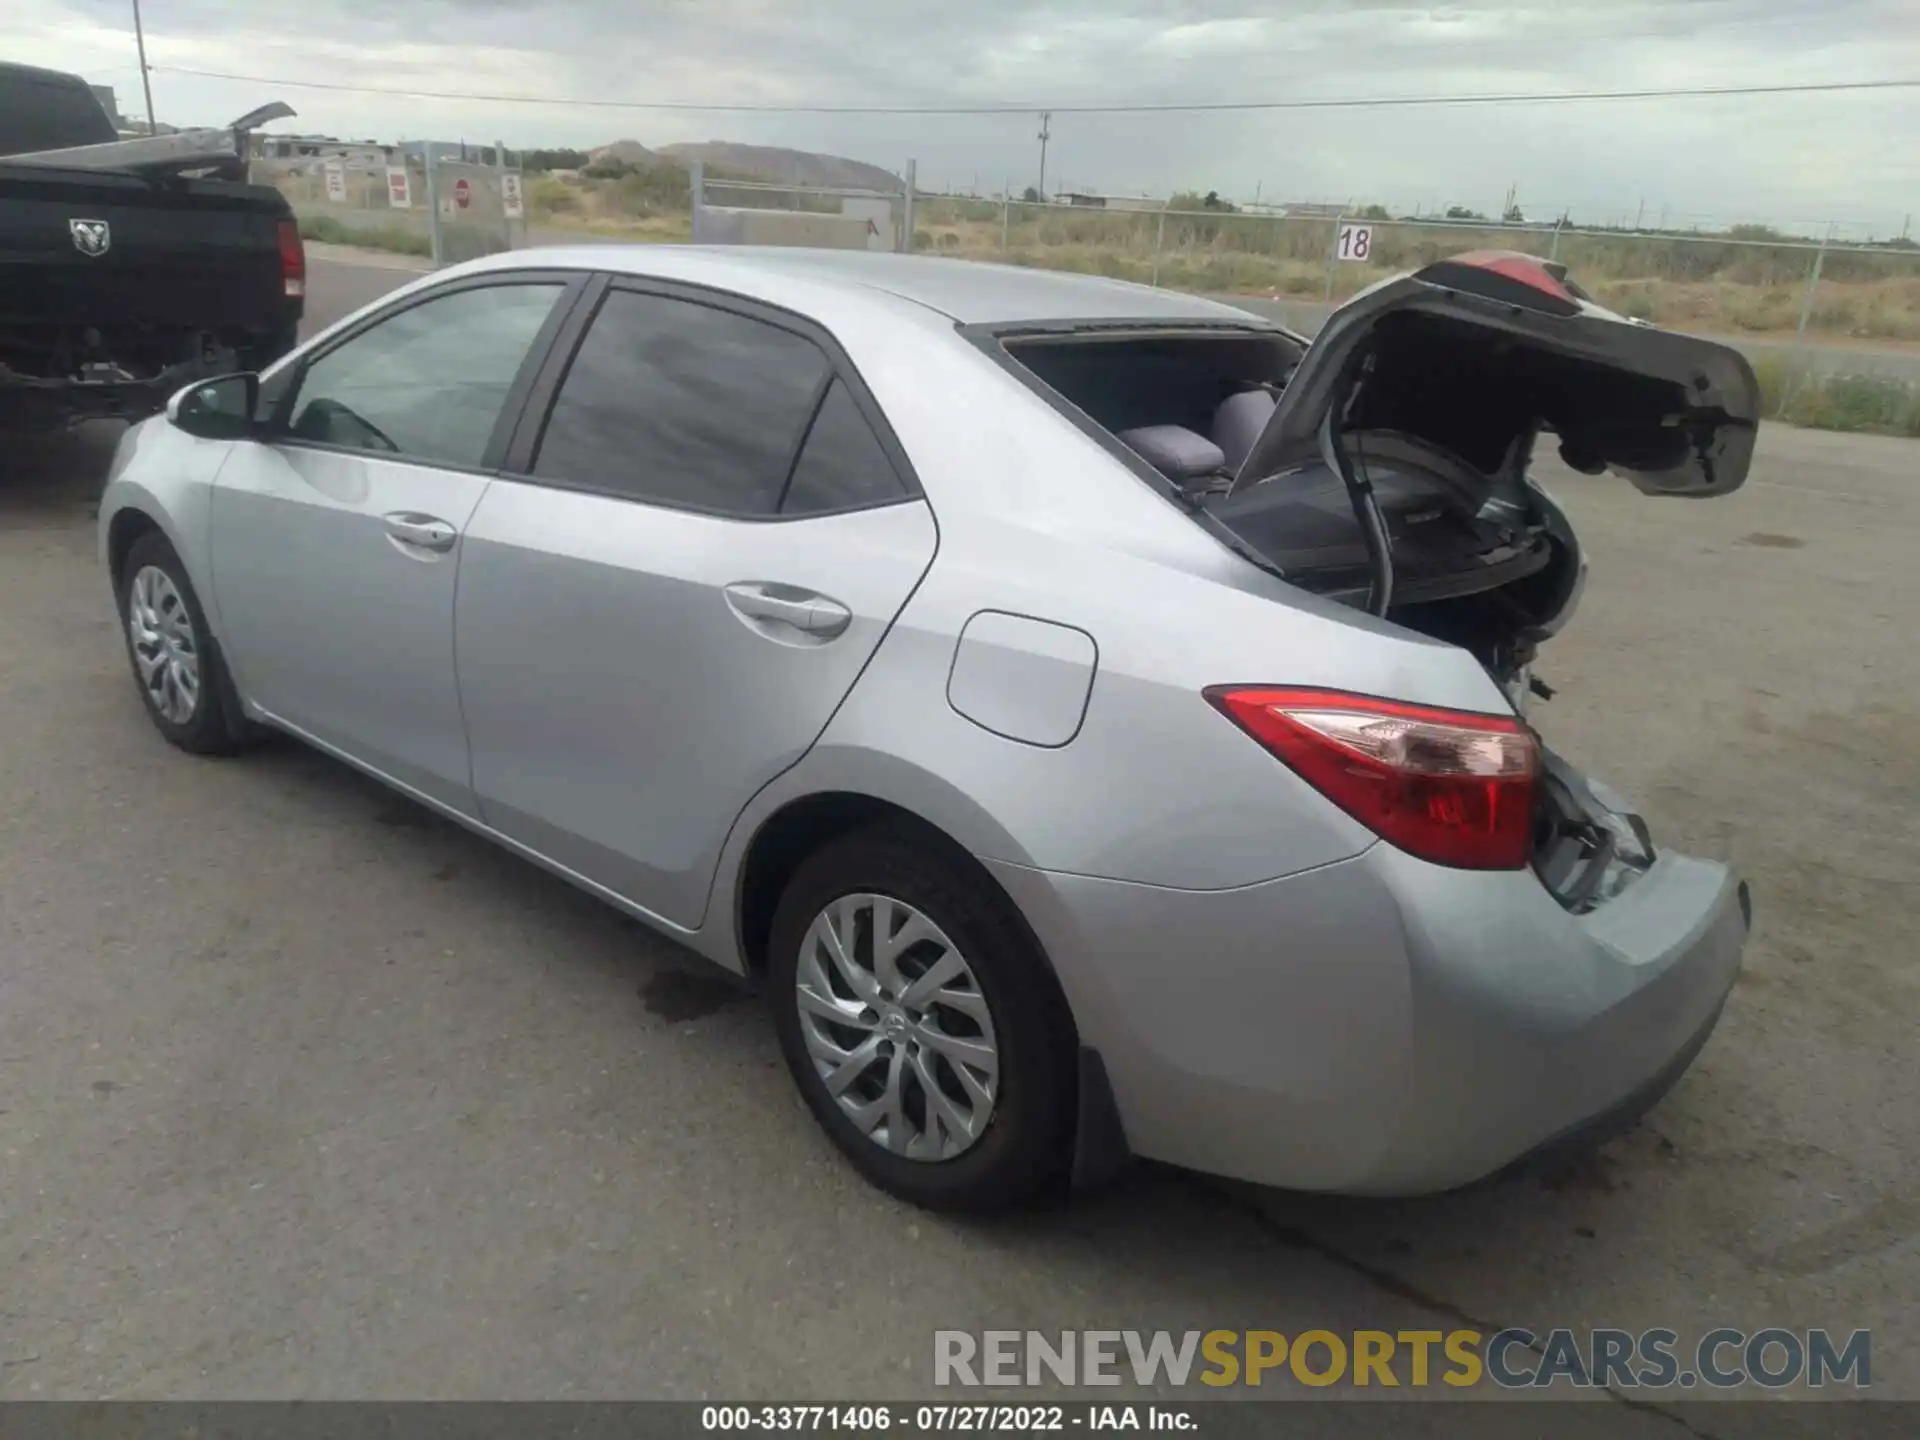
[473,244,1271,328]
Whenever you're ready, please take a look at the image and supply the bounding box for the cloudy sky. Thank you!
[10,0,1919,235]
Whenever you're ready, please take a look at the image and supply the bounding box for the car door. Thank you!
[455,279,938,929]
[209,273,581,813]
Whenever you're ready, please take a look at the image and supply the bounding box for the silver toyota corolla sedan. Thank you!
[99,245,1755,1212]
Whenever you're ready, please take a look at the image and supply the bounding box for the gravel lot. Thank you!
[0,253,1913,1411]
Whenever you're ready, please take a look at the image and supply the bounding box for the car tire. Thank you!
[116,531,252,756]
[768,821,1078,1213]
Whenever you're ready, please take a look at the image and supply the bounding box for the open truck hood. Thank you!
[1229,251,1761,502]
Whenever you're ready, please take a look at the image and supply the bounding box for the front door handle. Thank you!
[724,582,853,640]
[382,512,458,553]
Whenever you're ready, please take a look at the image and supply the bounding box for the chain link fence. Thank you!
[913,196,1920,339]
[691,167,914,253]
[909,194,1920,430]
[425,151,526,265]
[268,148,1920,433]
[254,143,526,265]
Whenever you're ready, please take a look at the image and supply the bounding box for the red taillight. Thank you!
[1415,249,1581,316]
[1206,686,1538,870]
[276,219,306,299]
[1449,250,1573,299]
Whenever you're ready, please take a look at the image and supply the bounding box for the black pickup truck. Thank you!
[0,61,304,434]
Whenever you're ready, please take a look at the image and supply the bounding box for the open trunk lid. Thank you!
[1230,251,1761,502]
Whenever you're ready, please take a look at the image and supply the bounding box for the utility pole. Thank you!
[131,0,156,133]
[1036,111,1052,201]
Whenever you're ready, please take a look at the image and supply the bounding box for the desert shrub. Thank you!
[529,176,579,214]
[296,214,432,256]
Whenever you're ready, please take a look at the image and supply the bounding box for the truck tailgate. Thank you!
[0,163,286,333]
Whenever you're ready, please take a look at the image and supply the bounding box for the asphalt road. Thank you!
[0,252,1914,1409]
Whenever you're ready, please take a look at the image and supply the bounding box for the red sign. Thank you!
[453,178,472,210]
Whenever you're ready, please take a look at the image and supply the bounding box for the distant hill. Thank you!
[588,139,663,168]
[656,142,899,192]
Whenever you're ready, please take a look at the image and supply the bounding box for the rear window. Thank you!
[0,67,117,155]
[1003,330,1301,441]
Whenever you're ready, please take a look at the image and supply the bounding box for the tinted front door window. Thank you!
[288,282,563,469]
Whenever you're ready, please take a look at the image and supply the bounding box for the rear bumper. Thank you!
[1487,984,1729,1188]
[0,370,189,431]
[988,838,1748,1196]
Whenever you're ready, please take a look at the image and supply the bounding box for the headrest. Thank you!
[1212,389,1277,471]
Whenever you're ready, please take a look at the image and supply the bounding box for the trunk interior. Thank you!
[1003,323,1668,911]
[1005,325,1588,676]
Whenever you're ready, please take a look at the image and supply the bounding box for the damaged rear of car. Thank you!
[993,250,1759,917]
[971,251,1755,1193]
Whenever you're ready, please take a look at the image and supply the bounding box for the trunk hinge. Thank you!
[1317,349,1395,617]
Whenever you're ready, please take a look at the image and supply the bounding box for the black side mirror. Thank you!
[168,373,261,440]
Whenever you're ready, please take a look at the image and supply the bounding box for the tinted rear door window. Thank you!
[532,289,830,516]
[780,379,906,516]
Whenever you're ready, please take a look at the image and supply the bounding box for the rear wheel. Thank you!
[116,531,250,755]
[768,823,1077,1213]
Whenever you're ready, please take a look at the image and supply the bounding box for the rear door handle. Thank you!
[724,582,853,639]
[382,512,458,553]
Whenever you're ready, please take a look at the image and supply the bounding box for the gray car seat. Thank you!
[1212,389,1277,473]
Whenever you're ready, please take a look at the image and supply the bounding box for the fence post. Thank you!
[1001,182,1011,253]
[688,160,704,242]
[1795,223,1833,337]
[496,139,512,252]
[1151,203,1169,287]
[902,159,917,253]
[1779,222,1835,419]
[1323,210,1346,302]
[1549,215,1565,264]
[423,142,444,268]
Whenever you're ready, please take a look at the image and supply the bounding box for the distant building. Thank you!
[1061,192,1161,212]
[255,134,394,167]
[396,140,502,165]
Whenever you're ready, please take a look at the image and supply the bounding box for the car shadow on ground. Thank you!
[236,715,1668,1325]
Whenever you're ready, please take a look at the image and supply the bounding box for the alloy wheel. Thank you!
[794,893,1000,1161]
[126,564,201,725]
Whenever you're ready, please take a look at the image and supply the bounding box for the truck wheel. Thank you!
[767,822,1078,1213]
[116,531,251,755]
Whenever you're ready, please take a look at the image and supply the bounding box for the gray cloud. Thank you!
[24,0,1920,232]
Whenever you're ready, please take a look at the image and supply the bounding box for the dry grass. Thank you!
[285,164,1920,347]
[902,207,1920,345]
[284,174,1920,436]
[1751,355,1920,436]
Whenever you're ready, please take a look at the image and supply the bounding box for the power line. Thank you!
[149,67,1920,116]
